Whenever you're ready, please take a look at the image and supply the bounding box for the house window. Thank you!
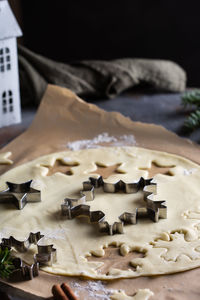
[2,90,14,114]
[0,47,11,72]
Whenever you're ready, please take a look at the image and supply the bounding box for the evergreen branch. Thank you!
[182,90,200,107]
[0,247,15,279]
[184,109,200,130]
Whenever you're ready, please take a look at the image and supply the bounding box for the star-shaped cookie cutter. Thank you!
[0,180,41,210]
[61,176,167,235]
[0,232,57,280]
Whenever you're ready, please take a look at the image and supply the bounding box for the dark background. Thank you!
[10,0,200,87]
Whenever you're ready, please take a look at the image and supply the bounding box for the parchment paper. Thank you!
[1,85,200,299]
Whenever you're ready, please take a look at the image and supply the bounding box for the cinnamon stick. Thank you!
[61,283,79,300]
[52,284,69,300]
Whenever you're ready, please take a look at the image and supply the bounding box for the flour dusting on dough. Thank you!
[41,228,69,240]
[71,281,153,300]
[67,133,136,151]
[183,168,197,176]
[72,281,116,299]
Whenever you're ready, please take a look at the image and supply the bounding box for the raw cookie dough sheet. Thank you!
[1,147,200,280]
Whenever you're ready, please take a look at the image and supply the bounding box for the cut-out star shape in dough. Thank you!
[87,246,144,274]
[152,232,200,261]
[42,159,79,176]
[0,152,13,165]
[90,163,125,179]
[139,161,175,178]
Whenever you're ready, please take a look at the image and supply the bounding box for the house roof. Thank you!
[0,0,22,40]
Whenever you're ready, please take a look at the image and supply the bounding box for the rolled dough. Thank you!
[0,147,200,280]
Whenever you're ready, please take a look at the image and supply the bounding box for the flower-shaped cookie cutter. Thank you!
[0,180,41,210]
[0,231,57,280]
[61,176,167,235]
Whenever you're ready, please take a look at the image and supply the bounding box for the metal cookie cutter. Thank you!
[61,176,167,235]
[11,257,39,281]
[0,243,39,281]
[1,232,57,280]
[0,180,41,210]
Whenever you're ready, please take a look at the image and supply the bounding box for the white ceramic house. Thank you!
[0,0,22,128]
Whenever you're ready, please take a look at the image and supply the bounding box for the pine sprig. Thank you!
[0,246,15,279]
[181,90,200,130]
[184,109,200,130]
[182,90,200,107]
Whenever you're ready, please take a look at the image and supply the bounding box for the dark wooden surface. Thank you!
[96,92,200,142]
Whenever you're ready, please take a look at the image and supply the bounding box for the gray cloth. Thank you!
[18,45,187,106]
